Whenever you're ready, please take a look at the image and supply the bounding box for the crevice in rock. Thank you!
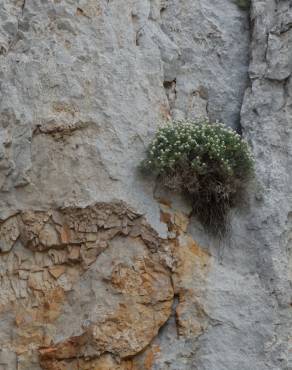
[21,0,26,15]
[172,293,180,338]
[163,79,177,118]
[32,120,96,140]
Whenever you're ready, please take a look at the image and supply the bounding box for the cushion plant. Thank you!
[141,119,254,234]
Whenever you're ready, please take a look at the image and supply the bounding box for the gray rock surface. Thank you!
[187,2,292,369]
[0,0,291,369]
[160,0,250,128]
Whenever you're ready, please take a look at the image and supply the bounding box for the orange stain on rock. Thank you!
[59,224,71,244]
[142,345,161,370]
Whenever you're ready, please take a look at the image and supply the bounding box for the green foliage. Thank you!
[234,0,251,10]
[141,119,254,234]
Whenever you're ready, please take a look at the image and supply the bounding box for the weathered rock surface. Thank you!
[0,202,173,368]
[0,0,250,229]
[0,201,213,369]
[160,0,250,128]
[0,0,291,369]
[185,2,292,369]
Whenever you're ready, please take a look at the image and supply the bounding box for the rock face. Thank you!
[0,202,170,368]
[0,0,291,369]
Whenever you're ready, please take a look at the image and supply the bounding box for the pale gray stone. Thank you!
[0,0,291,369]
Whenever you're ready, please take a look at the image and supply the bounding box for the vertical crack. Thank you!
[21,0,26,15]
[163,79,177,119]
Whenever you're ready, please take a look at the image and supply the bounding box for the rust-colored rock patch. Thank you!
[0,202,174,368]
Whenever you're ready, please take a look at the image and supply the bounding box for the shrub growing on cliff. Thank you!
[141,119,254,234]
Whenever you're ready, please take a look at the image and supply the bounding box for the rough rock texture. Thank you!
[185,2,292,369]
[0,0,291,369]
[0,202,172,368]
[160,0,250,128]
[0,201,211,369]
[0,0,250,227]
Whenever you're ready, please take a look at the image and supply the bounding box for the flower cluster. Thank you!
[142,119,254,178]
[141,119,254,234]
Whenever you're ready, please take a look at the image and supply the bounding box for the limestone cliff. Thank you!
[0,0,291,369]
